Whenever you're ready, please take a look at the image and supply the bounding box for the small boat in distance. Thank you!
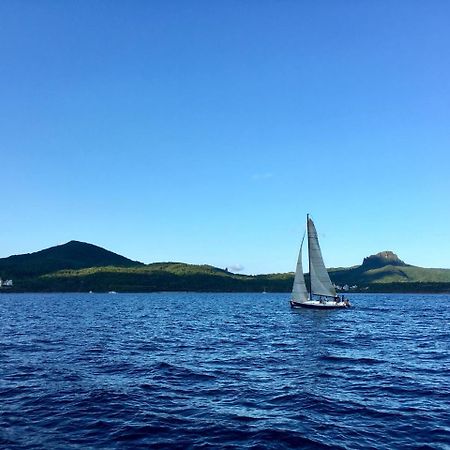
[291,215,351,309]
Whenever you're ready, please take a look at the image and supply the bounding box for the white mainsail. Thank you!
[292,232,309,303]
[307,216,336,298]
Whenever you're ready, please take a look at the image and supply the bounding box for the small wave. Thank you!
[0,438,17,447]
[140,383,158,392]
[152,362,217,382]
[85,419,114,430]
[136,343,161,351]
[229,414,266,422]
[321,354,383,365]
[269,393,309,405]
[251,428,340,449]
[113,424,172,442]
[84,347,104,354]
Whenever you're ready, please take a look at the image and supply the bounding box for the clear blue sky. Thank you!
[1,1,449,273]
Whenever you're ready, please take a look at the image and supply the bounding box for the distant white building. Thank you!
[0,279,13,287]
[334,284,358,291]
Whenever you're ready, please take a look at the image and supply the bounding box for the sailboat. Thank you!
[290,215,351,309]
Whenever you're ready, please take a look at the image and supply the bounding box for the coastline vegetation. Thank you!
[1,242,450,294]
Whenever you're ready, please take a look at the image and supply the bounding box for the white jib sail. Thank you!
[307,217,336,298]
[292,232,309,303]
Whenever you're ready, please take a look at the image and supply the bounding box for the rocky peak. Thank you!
[361,251,406,269]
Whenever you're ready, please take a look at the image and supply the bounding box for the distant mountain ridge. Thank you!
[1,241,450,293]
[329,251,450,288]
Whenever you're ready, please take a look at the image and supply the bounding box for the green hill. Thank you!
[0,240,142,278]
[1,243,450,293]
[13,262,293,293]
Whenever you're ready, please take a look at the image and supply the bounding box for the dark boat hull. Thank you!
[290,300,350,309]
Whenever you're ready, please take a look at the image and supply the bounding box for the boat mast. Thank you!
[307,213,312,299]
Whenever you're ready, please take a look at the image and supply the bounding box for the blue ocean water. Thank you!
[0,293,449,449]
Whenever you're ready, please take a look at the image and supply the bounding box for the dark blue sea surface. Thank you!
[0,293,449,449]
